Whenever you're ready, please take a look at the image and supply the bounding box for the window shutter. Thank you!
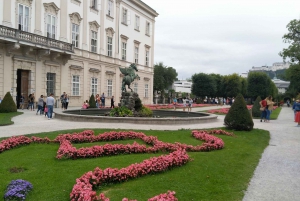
[127,11,131,25]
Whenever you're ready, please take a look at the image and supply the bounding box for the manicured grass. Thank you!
[0,112,23,126]
[270,107,282,120]
[0,128,270,201]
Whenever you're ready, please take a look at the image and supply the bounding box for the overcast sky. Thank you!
[142,0,300,79]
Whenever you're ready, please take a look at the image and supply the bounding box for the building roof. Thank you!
[131,0,159,17]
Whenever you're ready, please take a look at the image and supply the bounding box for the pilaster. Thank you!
[2,0,12,27]
[34,0,42,35]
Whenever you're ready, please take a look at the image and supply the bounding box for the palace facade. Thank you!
[0,0,158,107]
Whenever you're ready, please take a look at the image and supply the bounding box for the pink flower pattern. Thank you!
[0,129,234,201]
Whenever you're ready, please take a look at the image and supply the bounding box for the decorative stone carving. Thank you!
[69,12,83,24]
[144,77,150,81]
[120,34,129,40]
[43,2,60,15]
[134,40,141,45]
[6,43,20,56]
[50,52,60,61]
[37,49,50,60]
[69,65,83,70]
[145,44,151,49]
[89,68,101,73]
[61,54,71,65]
[105,70,115,75]
[89,21,100,32]
[21,46,33,57]
[16,0,33,6]
[105,27,115,37]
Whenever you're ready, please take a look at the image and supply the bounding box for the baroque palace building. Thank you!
[0,0,158,107]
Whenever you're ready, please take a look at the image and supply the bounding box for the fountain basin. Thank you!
[54,109,218,125]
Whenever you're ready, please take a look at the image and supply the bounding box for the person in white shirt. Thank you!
[46,93,55,120]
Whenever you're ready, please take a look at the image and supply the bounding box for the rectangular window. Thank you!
[135,15,140,30]
[72,75,80,96]
[146,21,150,35]
[134,47,139,64]
[107,79,112,97]
[134,83,138,93]
[107,0,113,16]
[144,84,148,98]
[145,50,149,66]
[107,36,112,57]
[92,0,98,9]
[122,8,127,24]
[46,73,56,96]
[122,42,127,60]
[18,4,29,31]
[91,78,98,96]
[47,15,56,39]
[72,23,79,48]
[91,31,97,53]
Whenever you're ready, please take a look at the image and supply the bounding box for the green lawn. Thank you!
[270,107,282,120]
[0,112,23,126]
[0,128,270,201]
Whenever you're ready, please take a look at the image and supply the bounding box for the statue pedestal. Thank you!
[120,92,139,111]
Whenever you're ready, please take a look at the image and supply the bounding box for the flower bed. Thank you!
[4,179,33,201]
[0,129,234,201]
[207,105,278,114]
[144,104,215,110]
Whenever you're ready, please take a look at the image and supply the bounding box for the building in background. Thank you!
[0,0,158,107]
[272,78,290,94]
[172,80,192,94]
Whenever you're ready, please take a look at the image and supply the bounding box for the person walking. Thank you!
[173,97,177,110]
[101,93,105,108]
[19,93,25,109]
[266,95,275,123]
[188,98,193,112]
[46,93,55,120]
[294,100,300,127]
[110,96,115,108]
[60,92,66,109]
[36,95,44,115]
[64,94,69,110]
[259,98,267,122]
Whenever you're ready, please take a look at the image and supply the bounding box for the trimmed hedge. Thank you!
[224,93,254,131]
[0,92,17,113]
[88,94,97,108]
[252,96,262,118]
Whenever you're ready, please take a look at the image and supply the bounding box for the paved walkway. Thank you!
[0,105,299,200]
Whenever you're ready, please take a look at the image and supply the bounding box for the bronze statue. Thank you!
[119,63,140,92]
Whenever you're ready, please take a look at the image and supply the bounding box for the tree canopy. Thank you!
[191,73,216,98]
[153,62,178,96]
[247,72,271,99]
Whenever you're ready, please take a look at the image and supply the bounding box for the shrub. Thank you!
[139,106,153,117]
[0,92,17,113]
[224,93,254,131]
[109,106,133,117]
[196,99,202,104]
[88,94,97,108]
[134,97,142,111]
[252,96,262,117]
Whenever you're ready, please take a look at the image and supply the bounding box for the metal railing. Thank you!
[0,25,74,53]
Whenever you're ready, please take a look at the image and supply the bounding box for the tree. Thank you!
[209,73,223,97]
[247,72,270,99]
[191,73,216,99]
[279,19,300,97]
[153,62,178,97]
[224,93,254,131]
[0,92,17,113]
[279,19,300,63]
[285,64,300,97]
[225,73,242,97]
[240,77,248,97]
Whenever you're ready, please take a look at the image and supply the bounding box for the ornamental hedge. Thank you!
[252,96,262,118]
[224,93,254,131]
[0,92,17,113]
[88,94,97,108]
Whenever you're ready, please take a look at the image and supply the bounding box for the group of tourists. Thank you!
[204,97,235,106]
[88,93,114,109]
[259,95,275,123]
[172,97,193,112]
